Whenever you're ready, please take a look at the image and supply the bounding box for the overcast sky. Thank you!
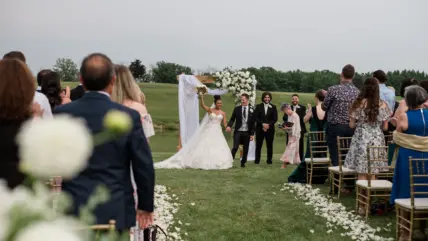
[1,0,427,74]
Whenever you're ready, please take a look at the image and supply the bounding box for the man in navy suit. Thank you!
[54,53,155,232]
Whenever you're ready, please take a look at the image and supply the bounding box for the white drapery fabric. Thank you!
[178,74,228,146]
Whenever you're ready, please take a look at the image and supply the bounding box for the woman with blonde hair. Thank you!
[112,65,155,140]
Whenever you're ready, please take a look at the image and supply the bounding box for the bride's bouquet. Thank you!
[196,84,208,96]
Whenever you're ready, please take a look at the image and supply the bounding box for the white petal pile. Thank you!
[281,183,394,241]
[132,185,184,241]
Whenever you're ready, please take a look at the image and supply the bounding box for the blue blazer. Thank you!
[54,92,155,230]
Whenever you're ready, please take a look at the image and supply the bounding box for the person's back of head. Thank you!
[37,69,52,87]
[404,85,428,110]
[373,70,387,84]
[399,78,418,98]
[0,59,35,120]
[112,64,141,104]
[80,53,114,92]
[3,51,26,63]
[341,64,355,82]
[41,71,62,109]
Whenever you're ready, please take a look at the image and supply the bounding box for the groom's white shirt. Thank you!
[33,91,53,119]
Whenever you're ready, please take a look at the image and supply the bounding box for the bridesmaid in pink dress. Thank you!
[279,103,301,168]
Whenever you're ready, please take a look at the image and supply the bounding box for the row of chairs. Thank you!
[304,131,428,240]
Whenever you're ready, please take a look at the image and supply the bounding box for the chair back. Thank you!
[409,157,428,208]
[337,137,352,171]
[307,131,328,160]
[366,146,391,186]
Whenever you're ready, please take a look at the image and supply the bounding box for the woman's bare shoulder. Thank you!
[123,100,148,115]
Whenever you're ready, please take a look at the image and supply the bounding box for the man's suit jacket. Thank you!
[283,104,307,133]
[70,85,85,101]
[254,103,278,131]
[54,92,155,230]
[227,105,255,135]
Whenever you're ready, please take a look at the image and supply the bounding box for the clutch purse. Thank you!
[284,122,294,127]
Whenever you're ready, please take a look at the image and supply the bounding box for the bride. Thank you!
[155,94,233,170]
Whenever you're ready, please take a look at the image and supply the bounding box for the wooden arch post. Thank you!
[176,75,215,151]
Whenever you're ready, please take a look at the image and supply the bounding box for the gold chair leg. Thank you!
[365,190,370,220]
[338,174,342,199]
[396,206,400,241]
[355,186,359,213]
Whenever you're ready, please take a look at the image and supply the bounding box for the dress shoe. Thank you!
[241,163,246,168]
[267,161,272,164]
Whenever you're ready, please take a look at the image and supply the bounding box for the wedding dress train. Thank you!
[155,113,233,170]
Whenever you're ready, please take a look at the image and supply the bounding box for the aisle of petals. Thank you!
[281,183,394,241]
[131,185,184,241]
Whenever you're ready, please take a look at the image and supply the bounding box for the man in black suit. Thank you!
[254,92,278,164]
[284,94,306,161]
[54,53,155,232]
[70,84,85,101]
[226,93,255,168]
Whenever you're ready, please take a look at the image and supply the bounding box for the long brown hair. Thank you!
[349,77,380,123]
[0,59,35,120]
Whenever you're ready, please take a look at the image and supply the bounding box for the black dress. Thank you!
[0,119,28,189]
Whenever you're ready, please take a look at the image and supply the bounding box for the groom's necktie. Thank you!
[243,107,247,120]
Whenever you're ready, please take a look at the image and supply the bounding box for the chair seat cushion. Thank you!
[356,180,392,189]
[395,198,428,210]
[328,166,356,174]
[305,157,330,163]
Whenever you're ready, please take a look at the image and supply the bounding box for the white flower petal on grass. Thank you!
[190,202,195,206]
[281,183,393,241]
[17,115,92,179]
[15,220,83,241]
[310,229,314,233]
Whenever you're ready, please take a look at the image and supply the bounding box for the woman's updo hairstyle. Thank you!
[214,95,221,103]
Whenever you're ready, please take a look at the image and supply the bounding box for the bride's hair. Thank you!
[213,95,221,103]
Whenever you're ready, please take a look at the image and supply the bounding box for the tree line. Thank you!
[53,58,428,94]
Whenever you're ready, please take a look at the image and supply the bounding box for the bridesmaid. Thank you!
[279,103,301,168]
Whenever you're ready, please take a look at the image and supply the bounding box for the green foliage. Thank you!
[53,58,79,82]
[151,61,192,83]
[129,59,146,81]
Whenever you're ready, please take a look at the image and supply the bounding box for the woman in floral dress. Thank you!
[344,78,391,214]
[280,103,301,168]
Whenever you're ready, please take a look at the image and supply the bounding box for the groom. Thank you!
[226,93,255,168]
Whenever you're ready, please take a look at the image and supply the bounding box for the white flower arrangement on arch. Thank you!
[213,70,257,105]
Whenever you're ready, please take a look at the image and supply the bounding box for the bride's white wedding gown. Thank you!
[155,113,233,170]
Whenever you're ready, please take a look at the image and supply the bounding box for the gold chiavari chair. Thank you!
[395,157,428,241]
[305,131,331,185]
[328,137,357,198]
[356,146,393,219]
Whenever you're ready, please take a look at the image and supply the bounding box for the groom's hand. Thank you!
[250,135,254,141]
[137,210,154,229]
[226,127,231,133]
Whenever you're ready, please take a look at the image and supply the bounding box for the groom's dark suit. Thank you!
[54,92,155,230]
[227,105,255,166]
[254,102,278,164]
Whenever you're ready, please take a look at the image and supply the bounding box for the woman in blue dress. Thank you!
[391,85,428,240]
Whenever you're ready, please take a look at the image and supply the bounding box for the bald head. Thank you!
[80,53,114,91]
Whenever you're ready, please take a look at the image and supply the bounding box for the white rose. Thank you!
[251,75,256,80]
[215,72,220,77]
[216,82,221,87]
[16,220,84,241]
[16,115,92,179]
[245,71,250,78]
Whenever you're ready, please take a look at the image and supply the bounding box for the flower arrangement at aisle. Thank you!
[213,69,257,105]
[0,111,134,241]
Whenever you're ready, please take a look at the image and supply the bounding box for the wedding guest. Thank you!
[112,65,155,140]
[254,92,278,164]
[279,103,301,168]
[284,94,306,161]
[36,69,51,92]
[419,81,428,108]
[0,59,42,188]
[344,78,390,213]
[391,78,419,126]
[3,51,53,119]
[322,64,359,167]
[390,86,428,240]
[373,70,395,112]
[54,53,155,232]
[288,90,327,183]
[41,71,71,109]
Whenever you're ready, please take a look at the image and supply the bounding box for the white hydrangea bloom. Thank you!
[16,115,92,179]
[15,220,83,241]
